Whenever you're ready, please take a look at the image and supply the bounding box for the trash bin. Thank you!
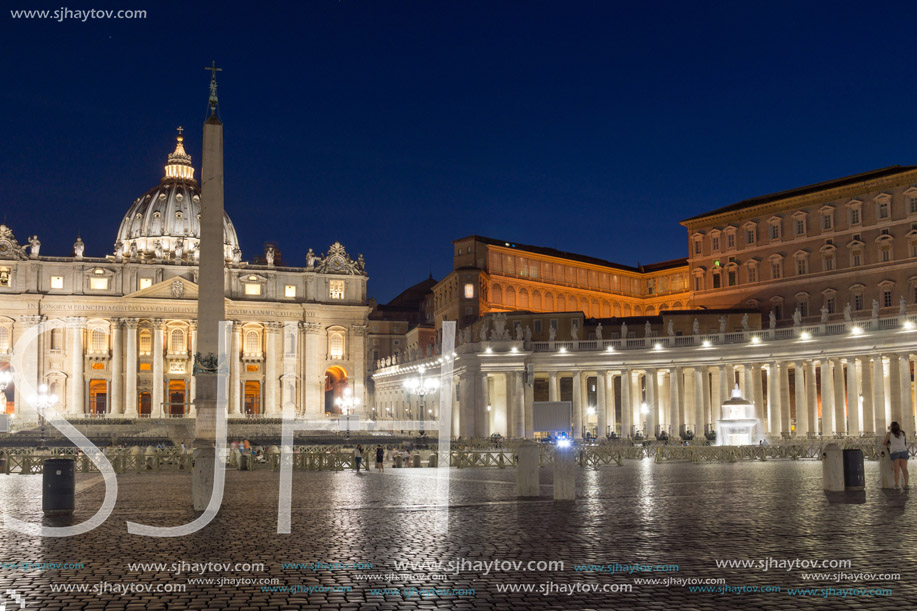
[238,454,250,471]
[42,458,75,515]
[842,449,865,490]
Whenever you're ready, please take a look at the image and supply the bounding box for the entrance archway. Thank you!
[168,380,186,416]
[324,366,348,415]
[88,379,107,416]
[244,381,261,415]
[0,361,13,415]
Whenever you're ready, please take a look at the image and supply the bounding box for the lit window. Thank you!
[170,329,185,353]
[51,276,64,289]
[139,278,153,289]
[89,277,109,290]
[464,283,474,299]
[91,329,107,352]
[329,332,344,359]
[244,283,261,296]
[244,330,260,354]
[329,280,344,300]
[284,284,296,297]
[0,326,10,352]
[139,330,151,354]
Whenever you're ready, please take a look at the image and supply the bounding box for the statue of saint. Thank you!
[792,308,802,327]
[570,321,579,341]
[692,318,700,335]
[621,321,628,339]
[769,311,776,329]
[719,316,727,333]
[667,319,675,336]
[645,321,652,337]
[524,325,532,342]
[153,241,163,260]
[843,302,852,322]
[900,295,908,316]
[479,321,489,342]
[595,322,603,340]
[306,248,317,270]
[819,305,828,324]
[265,246,275,267]
[73,236,84,259]
[28,235,40,258]
[548,325,556,341]
[871,299,880,319]
[741,313,750,331]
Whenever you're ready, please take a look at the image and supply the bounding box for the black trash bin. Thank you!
[842,449,865,491]
[42,458,75,515]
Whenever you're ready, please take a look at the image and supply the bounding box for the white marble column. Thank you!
[596,370,607,437]
[67,316,86,416]
[303,322,322,416]
[459,373,475,438]
[668,368,680,435]
[710,367,722,423]
[572,371,582,439]
[475,371,489,438]
[646,368,658,438]
[229,322,241,414]
[820,359,835,436]
[187,321,197,416]
[622,369,633,437]
[794,361,807,436]
[607,372,617,435]
[752,363,765,427]
[767,363,779,435]
[693,368,704,436]
[859,356,874,434]
[110,319,123,415]
[900,354,915,436]
[548,371,559,402]
[264,322,280,416]
[701,367,712,434]
[806,361,817,436]
[873,356,886,434]
[151,319,163,418]
[719,364,730,408]
[779,361,791,435]
[124,319,138,417]
[833,358,846,435]
[279,321,297,415]
[513,371,524,438]
[846,359,860,436]
[523,373,534,438]
[888,353,902,426]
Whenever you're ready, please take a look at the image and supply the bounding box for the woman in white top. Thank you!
[883,421,909,490]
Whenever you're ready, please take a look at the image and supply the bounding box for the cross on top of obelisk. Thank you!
[177,125,183,136]
[205,61,222,114]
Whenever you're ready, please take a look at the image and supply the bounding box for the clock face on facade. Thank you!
[0,241,10,254]
[331,257,343,271]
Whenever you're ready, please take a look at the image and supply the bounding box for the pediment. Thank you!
[126,277,198,300]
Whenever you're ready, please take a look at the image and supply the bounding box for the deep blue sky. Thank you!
[2,1,915,302]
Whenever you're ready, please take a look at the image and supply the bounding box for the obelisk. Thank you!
[192,61,225,510]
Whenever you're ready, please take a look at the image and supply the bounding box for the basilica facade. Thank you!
[0,133,369,421]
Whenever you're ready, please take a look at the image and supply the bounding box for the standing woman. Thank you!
[376,445,385,473]
[354,445,363,473]
[883,421,909,490]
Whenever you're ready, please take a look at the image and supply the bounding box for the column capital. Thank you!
[64,316,87,329]
[110,317,123,329]
[264,321,283,332]
[123,317,140,329]
[150,318,164,329]
[352,324,367,336]
[302,321,322,334]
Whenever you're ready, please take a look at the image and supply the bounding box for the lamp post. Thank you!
[335,387,359,439]
[403,365,439,436]
[32,383,58,450]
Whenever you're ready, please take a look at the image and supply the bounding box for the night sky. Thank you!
[3,1,916,302]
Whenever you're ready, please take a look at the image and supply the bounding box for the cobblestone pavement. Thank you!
[0,460,912,609]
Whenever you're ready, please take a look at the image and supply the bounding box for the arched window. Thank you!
[170,328,185,353]
[329,332,344,360]
[91,329,107,353]
[244,330,260,355]
[139,330,151,355]
[0,326,9,352]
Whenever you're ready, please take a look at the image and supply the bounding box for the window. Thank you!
[329,280,344,300]
[694,276,703,291]
[726,233,735,248]
[795,219,806,236]
[284,285,296,297]
[51,276,64,289]
[745,228,756,245]
[244,283,261,296]
[798,299,808,318]
[139,330,151,354]
[0,326,10,352]
[770,261,782,279]
[91,329,107,353]
[711,236,720,251]
[89,277,109,290]
[770,223,780,240]
[911,241,917,258]
[854,293,864,311]
[851,248,862,267]
[850,208,861,225]
[464,283,474,299]
[727,269,737,286]
[50,327,62,350]
[882,288,893,308]
[825,295,836,314]
[747,265,757,283]
[534,320,542,333]
[822,213,833,230]
[244,330,260,354]
[329,332,344,359]
[824,253,835,271]
[694,239,702,255]
[877,201,890,220]
[712,272,721,289]
[796,258,808,276]
[170,329,185,353]
[880,246,891,262]
[139,278,152,290]
[910,196,917,214]
[772,304,783,320]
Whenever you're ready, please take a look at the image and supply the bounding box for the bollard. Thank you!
[878,448,896,489]
[553,446,576,501]
[395,455,403,468]
[42,458,75,515]
[412,454,421,468]
[821,443,844,492]
[428,453,438,468]
[516,440,540,497]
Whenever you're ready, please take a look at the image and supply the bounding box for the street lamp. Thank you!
[335,387,359,439]
[403,365,439,435]
[32,383,58,450]
[640,402,649,438]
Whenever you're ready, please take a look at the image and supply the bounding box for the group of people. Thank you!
[352,444,387,473]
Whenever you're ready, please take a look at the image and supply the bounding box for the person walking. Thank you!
[883,421,909,490]
[354,445,363,473]
[375,445,385,472]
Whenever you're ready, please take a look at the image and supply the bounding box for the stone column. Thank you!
[229,322,241,414]
[701,367,712,433]
[859,356,874,434]
[779,361,791,435]
[607,372,617,436]
[673,366,684,435]
[548,372,559,402]
[151,319,163,418]
[572,371,582,439]
[846,359,860,436]
[351,325,367,413]
[459,373,475,438]
[833,358,846,436]
[767,363,779,435]
[719,364,730,409]
[264,322,280,416]
[806,361,817,436]
[475,371,489,438]
[279,321,298,415]
[513,371,525,438]
[693,368,704,437]
[523,373,534,438]
[900,354,915,437]
[124,319,138,417]
[17,316,44,419]
[187,321,197,416]
[888,354,902,426]
[752,363,765,427]
[794,361,807,436]
[622,369,633,437]
[743,365,754,404]
[110,319,123,415]
[710,366,722,423]
[820,359,835,436]
[646,368,658,439]
[873,356,887,434]
[67,316,86,416]
[303,322,323,416]
[596,370,607,438]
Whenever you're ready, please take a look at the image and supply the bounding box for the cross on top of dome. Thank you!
[164,127,194,182]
